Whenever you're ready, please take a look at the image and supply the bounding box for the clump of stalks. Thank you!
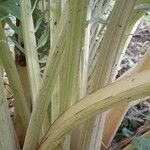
[0,0,150,150]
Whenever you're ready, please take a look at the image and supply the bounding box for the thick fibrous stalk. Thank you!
[59,0,88,113]
[20,0,41,105]
[101,0,150,146]
[102,49,150,148]
[84,1,136,149]
[70,2,92,148]
[0,23,30,131]
[49,0,61,124]
[0,68,20,150]
[23,6,68,150]
[40,70,150,150]
[58,1,88,148]
[50,0,61,46]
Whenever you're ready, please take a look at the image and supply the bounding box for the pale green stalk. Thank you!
[101,1,150,147]
[110,0,150,80]
[38,0,44,11]
[59,0,88,113]
[110,12,145,81]
[20,0,41,105]
[43,0,47,11]
[81,1,95,99]
[51,75,60,123]
[73,0,114,149]
[0,68,20,150]
[84,1,137,149]
[38,0,45,12]
[50,0,61,46]
[42,0,62,137]
[57,1,88,149]
[71,1,113,149]
[49,0,61,124]
[0,23,30,130]
[88,0,114,93]
[102,11,145,148]
[61,0,66,11]
[23,6,68,150]
[70,1,94,149]
[93,0,136,88]
[40,70,150,150]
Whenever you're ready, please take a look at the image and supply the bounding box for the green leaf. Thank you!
[0,1,20,19]
[131,136,150,150]
[37,25,49,49]
[122,127,134,137]
[0,0,19,2]
[0,5,8,26]
[135,4,150,12]
[39,56,48,63]
[8,36,25,54]
[34,16,43,32]
[6,18,23,38]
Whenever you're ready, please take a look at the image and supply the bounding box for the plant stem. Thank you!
[40,70,150,150]
[0,23,30,130]
[0,68,20,150]
[86,1,136,149]
[102,48,150,148]
[101,16,143,150]
[20,0,41,106]
[59,0,88,113]
[23,6,68,150]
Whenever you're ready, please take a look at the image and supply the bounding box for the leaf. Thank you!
[6,18,23,38]
[37,25,49,49]
[0,1,20,19]
[34,16,43,32]
[0,15,9,22]
[127,115,144,123]
[132,116,144,123]
[39,56,48,63]
[0,7,7,18]
[122,127,134,137]
[8,36,25,54]
[33,9,47,34]
[0,0,19,2]
[135,4,150,12]
[131,136,150,150]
